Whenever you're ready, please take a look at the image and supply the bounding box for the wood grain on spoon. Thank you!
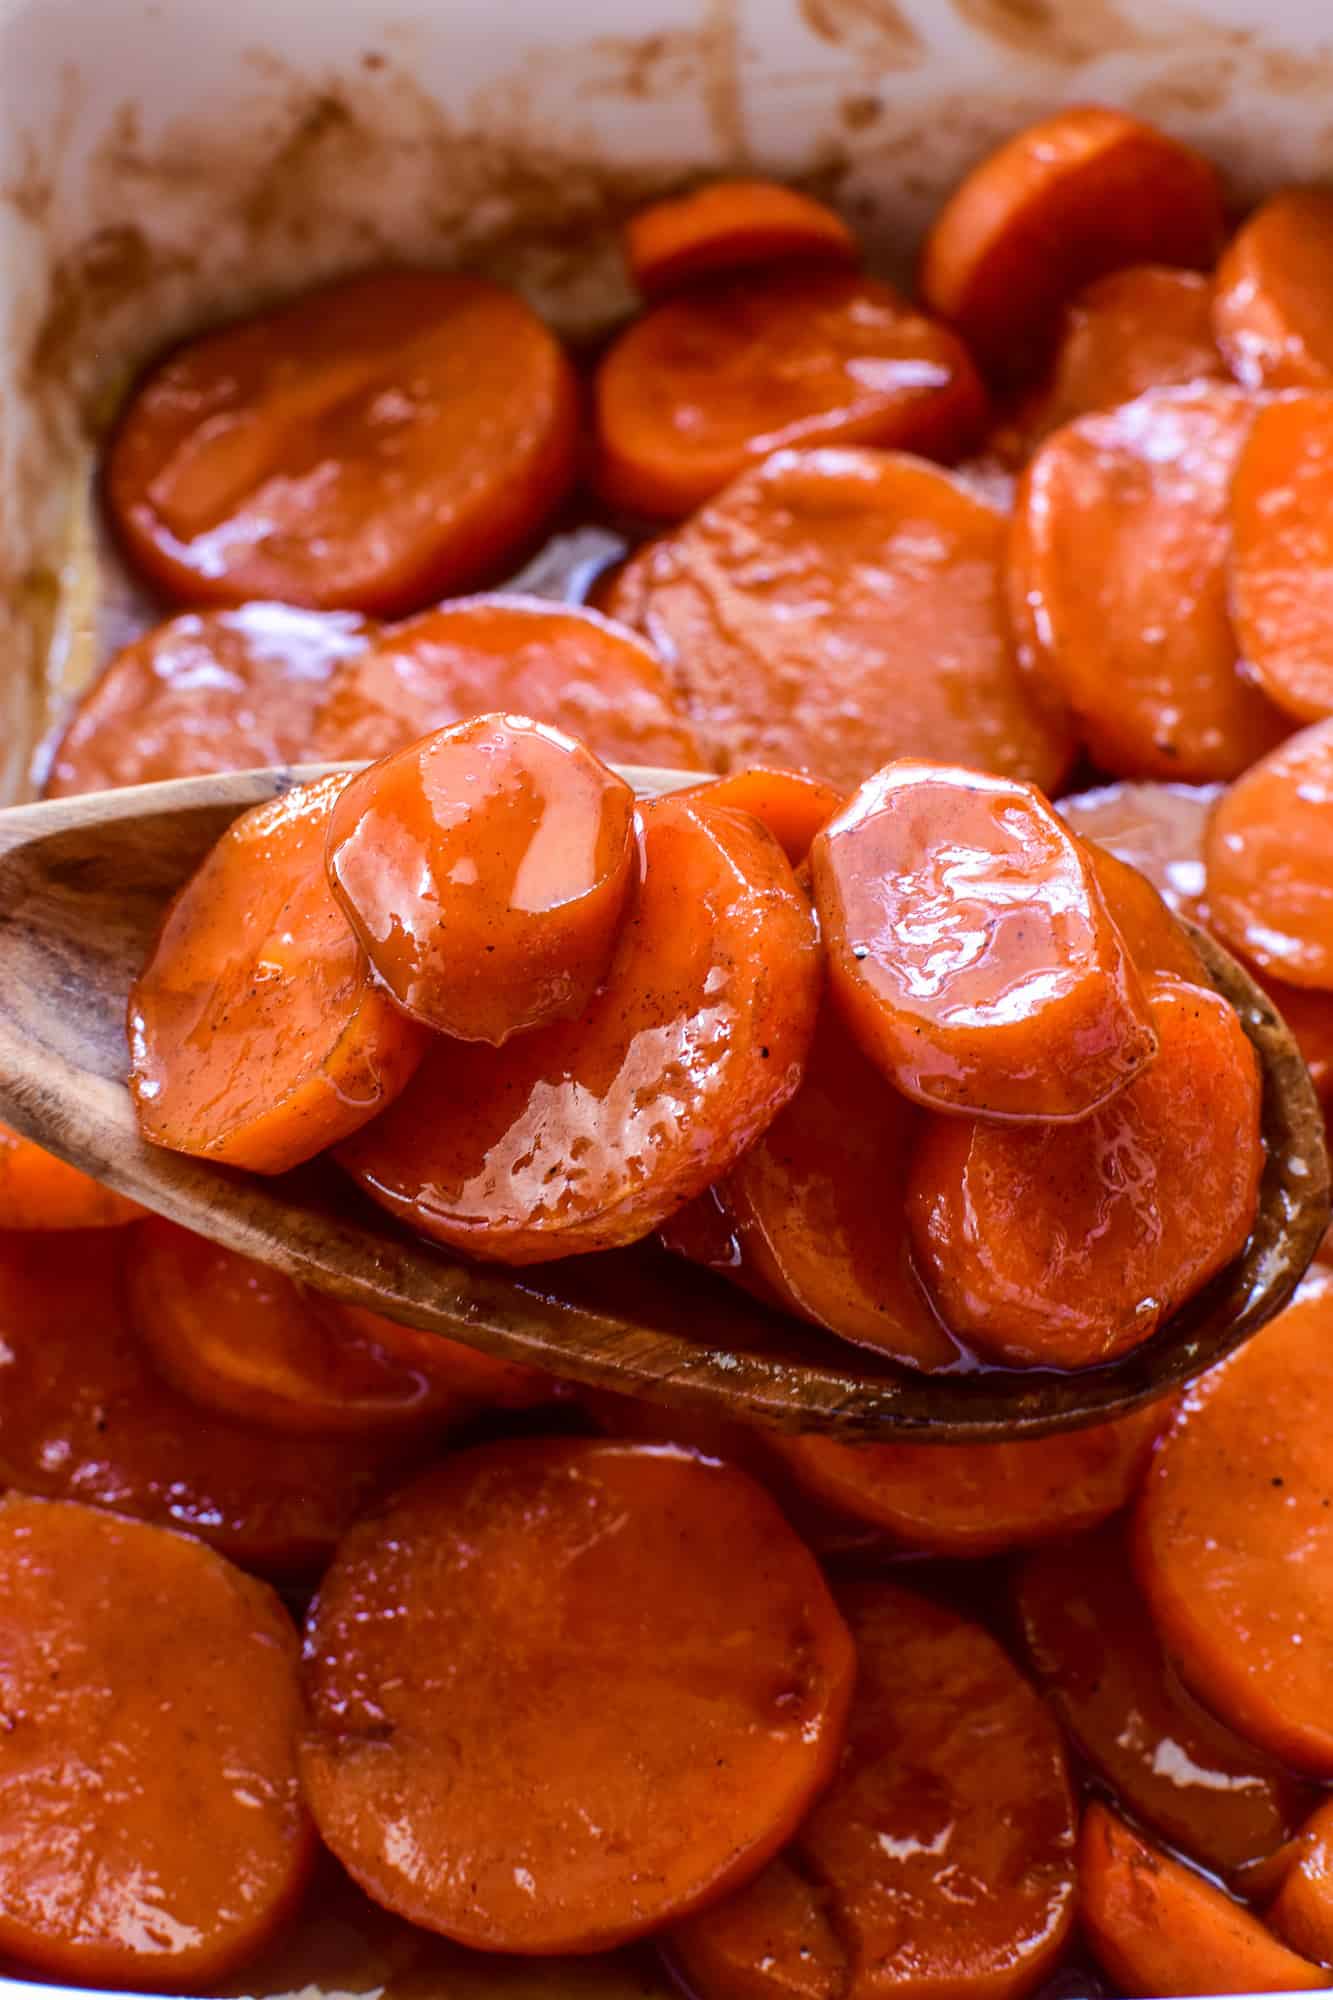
[0,766,1325,1442]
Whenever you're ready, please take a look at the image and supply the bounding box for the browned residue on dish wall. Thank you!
[800,0,923,67]
[950,0,1152,64]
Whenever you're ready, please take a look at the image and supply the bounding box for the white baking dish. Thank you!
[2,1,1331,1995]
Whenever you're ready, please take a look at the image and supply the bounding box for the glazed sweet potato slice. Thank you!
[593,271,986,518]
[670,1580,1077,2000]
[1000,264,1224,457]
[44,603,374,797]
[1082,842,1208,983]
[129,772,431,1173]
[1057,778,1221,921]
[920,106,1225,380]
[128,1218,549,1434]
[0,1121,142,1229]
[326,715,637,1042]
[773,1401,1169,1558]
[105,270,578,614]
[811,759,1157,1120]
[0,1228,420,1573]
[300,1439,855,1952]
[1017,1522,1312,1877]
[662,1002,958,1369]
[625,180,858,297]
[678,767,844,865]
[1206,717,1333,989]
[908,975,1262,1368]
[0,1495,314,1989]
[1010,386,1289,780]
[602,447,1073,794]
[1231,393,1333,722]
[1214,189,1333,390]
[1063,779,1333,1095]
[1079,1804,1327,1996]
[1136,1270,1333,1776]
[311,594,706,768]
[341,793,820,1263]
[1269,1801,1333,1965]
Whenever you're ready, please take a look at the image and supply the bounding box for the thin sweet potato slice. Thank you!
[1017,1521,1312,1877]
[1214,189,1333,390]
[311,595,706,769]
[773,1401,1169,1558]
[105,271,578,614]
[670,1580,1077,2000]
[0,1121,142,1229]
[626,180,858,297]
[1206,717,1333,988]
[325,714,637,1043]
[300,1439,856,1952]
[45,603,374,797]
[593,272,985,519]
[810,759,1157,1120]
[1136,1270,1333,1776]
[129,1218,549,1434]
[662,1002,958,1369]
[603,447,1074,794]
[129,772,431,1173]
[0,1228,421,1573]
[1010,386,1289,780]
[921,106,1225,380]
[1079,1803,1327,1996]
[907,976,1262,1368]
[0,1495,314,1989]
[1231,393,1333,721]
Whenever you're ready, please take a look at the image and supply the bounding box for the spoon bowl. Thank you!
[0,764,1325,1442]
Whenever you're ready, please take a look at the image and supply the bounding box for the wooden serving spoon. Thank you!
[0,765,1326,1442]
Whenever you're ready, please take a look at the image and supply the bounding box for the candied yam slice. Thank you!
[340,793,820,1263]
[921,106,1225,380]
[1057,779,1221,921]
[0,1227,419,1573]
[1079,1803,1327,1996]
[1010,386,1290,780]
[626,179,858,297]
[1232,395,1333,723]
[129,772,430,1173]
[1205,718,1333,988]
[128,1218,548,1434]
[678,766,844,865]
[1269,1801,1333,1966]
[311,593,706,769]
[1080,841,1209,983]
[1214,190,1333,390]
[673,1003,959,1370]
[326,715,637,1043]
[810,759,1157,1120]
[0,1496,314,1988]
[1017,1522,1312,1876]
[670,1581,1077,2000]
[105,271,578,614]
[1136,1270,1333,1776]
[44,603,374,798]
[0,1121,142,1229]
[773,1402,1169,1559]
[907,976,1263,1368]
[604,446,1073,794]
[593,271,986,519]
[300,1439,856,1952]
[1002,264,1224,456]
